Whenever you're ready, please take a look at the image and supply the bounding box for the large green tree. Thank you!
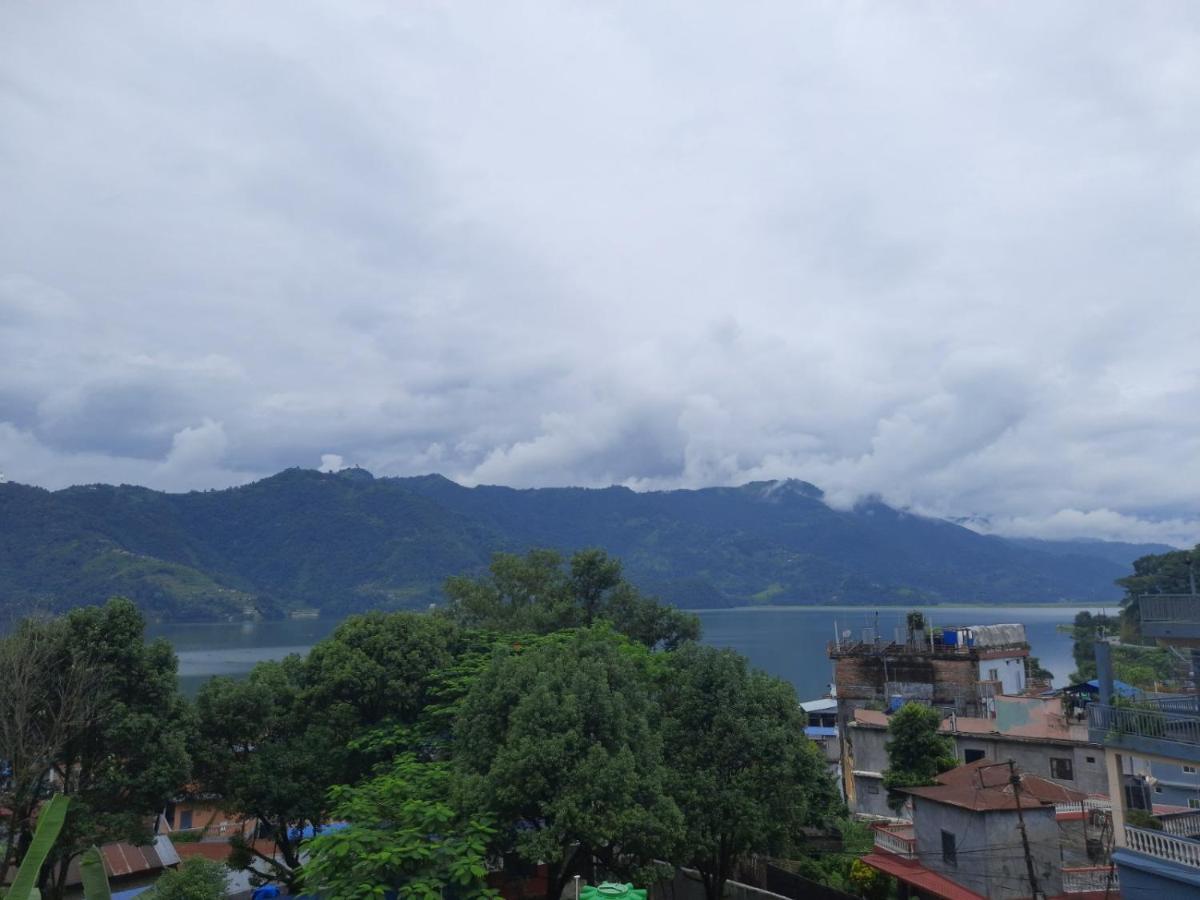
[303,611,462,728]
[303,754,496,900]
[454,627,682,900]
[881,703,957,811]
[658,644,842,900]
[43,599,191,899]
[0,617,96,889]
[442,548,699,649]
[193,656,356,890]
[193,611,466,889]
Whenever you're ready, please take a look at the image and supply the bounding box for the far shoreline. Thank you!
[685,602,1119,612]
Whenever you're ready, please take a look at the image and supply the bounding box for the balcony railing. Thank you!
[1160,811,1200,838]
[1141,595,1200,625]
[1054,798,1111,817]
[1062,866,1119,893]
[1125,825,1200,869]
[872,823,915,860]
[1152,695,1200,715]
[1089,702,1200,749]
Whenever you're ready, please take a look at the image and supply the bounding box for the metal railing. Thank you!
[1141,595,1200,625]
[872,824,916,860]
[1125,825,1200,869]
[1062,866,1119,893]
[1089,702,1200,748]
[1152,695,1200,715]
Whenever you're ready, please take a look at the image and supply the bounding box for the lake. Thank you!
[148,604,1115,699]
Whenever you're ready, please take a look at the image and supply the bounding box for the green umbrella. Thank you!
[580,882,647,900]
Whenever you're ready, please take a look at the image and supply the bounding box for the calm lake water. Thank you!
[148,604,1115,699]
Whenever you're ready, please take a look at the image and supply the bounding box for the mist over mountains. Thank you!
[0,468,1164,622]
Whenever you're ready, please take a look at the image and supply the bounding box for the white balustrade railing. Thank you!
[1125,825,1200,869]
[1055,798,1112,816]
[1160,811,1200,838]
[1062,866,1118,893]
[872,825,916,859]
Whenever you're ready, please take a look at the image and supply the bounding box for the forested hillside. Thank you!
[0,468,1162,621]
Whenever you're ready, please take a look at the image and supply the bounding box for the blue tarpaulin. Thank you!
[1066,679,1140,698]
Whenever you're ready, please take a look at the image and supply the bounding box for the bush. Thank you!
[144,858,231,900]
[1126,809,1164,831]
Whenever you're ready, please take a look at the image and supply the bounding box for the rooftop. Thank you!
[902,759,1087,812]
[851,696,1091,744]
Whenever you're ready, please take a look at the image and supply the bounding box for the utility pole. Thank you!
[1008,759,1042,899]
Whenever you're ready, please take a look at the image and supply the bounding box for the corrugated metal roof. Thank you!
[903,759,1086,811]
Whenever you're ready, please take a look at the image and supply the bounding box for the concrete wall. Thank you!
[952,735,1103,794]
[1114,848,1200,899]
[912,798,993,897]
[913,799,1063,899]
[950,734,1108,796]
[844,724,893,817]
[851,772,894,818]
[848,723,890,772]
[832,654,982,714]
[1150,758,1200,809]
[978,655,1026,695]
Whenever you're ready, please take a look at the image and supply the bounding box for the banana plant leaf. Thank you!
[80,846,112,900]
[7,793,70,900]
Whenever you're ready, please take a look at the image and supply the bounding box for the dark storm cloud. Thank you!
[1,1,1199,545]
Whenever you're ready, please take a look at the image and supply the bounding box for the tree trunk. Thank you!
[546,844,583,900]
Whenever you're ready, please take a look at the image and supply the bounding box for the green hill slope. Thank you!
[0,468,1140,621]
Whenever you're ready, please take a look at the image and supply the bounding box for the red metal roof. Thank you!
[861,851,986,900]
[903,759,1087,811]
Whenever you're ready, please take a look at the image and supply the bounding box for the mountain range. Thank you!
[0,468,1169,622]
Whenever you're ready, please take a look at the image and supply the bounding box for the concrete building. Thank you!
[1087,633,1200,896]
[844,695,1111,819]
[829,622,1032,720]
[863,760,1115,899]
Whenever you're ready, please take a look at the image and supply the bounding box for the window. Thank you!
[1184,765,1197,774]
[941,830,957,867]
[1189,798,1200,810]
[179,809,193,830]
[988,668,1000,681]
[867,783,879,795]
[1050,757,1075,781]
[964,749,986,763]
[1086,756,1096,764]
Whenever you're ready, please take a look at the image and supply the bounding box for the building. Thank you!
[1087,633,1200,896]
[844,695,1111,819]
[829,620,1088,817]
[801,697,841,783]
[862,760,1117,900]
[830,622,1033,721]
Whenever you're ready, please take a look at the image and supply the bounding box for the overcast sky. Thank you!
[2,3,1199,546]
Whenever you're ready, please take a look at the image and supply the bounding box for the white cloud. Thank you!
[318,453,346,473]
[0,2,1198,545]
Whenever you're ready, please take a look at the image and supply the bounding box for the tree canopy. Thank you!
[881,703,957,811]
[658,644,842,900]
[454,627,683,900]
[303,755,495,900]
[441,548,700,648]
[0,599,192,900]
